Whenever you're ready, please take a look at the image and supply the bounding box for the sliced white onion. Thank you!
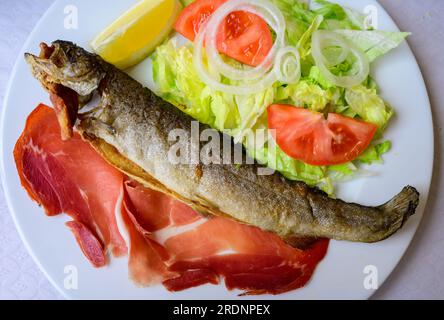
[275,46,301,84]
[193,27,279,95]
[204,0,286,81]
[317,37,350,67]
[311,30,369,88]
[193,0,302,95]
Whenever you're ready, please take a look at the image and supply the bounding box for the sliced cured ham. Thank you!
[14,104,329,294]
[14,104,127,260]
[66,220,106,267]
[121,180,329,295]
[120,192,173,285]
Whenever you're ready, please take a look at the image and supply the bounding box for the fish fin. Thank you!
[379,186,419,228]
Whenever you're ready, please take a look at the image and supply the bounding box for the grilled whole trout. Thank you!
[25,40,420,243]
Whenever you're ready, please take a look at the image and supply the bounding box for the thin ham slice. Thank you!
[120,192,173,285]
[121,180,329,295]
[14,104,329,295]
[66,221,106,267]
[14,104,127,261]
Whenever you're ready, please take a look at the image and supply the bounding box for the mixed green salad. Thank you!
[151,0,409,194]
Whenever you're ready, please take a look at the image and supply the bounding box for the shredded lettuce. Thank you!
[269,0,314,45]
[152,0,408,194]
[345,85,394,130]
[276,80,333,111]
[308,66,335,89]
[358,140,392,164]
[313,0,366,30]
[335,30,410,62]
[297,15,324,59]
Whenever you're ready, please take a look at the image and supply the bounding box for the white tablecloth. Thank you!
[0,0,443,300]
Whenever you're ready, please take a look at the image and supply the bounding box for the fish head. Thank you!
[25,41,105,97]
[25,41,107,140]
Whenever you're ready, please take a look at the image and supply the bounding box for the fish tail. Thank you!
[379,186,419,228]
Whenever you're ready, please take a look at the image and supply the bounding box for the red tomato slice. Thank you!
[173,0,273,66]
[216,11,273,66]
[174,0,226,41]
[267,104,378,166]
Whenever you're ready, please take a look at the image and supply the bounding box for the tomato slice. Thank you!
[174,0,226,41]
[215,11,273,66]
[267,104,378,166]
[173,0,273,66]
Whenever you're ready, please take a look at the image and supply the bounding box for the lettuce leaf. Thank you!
[345,85,394,130]
[308,65,334,89]
[153,39,211,124]
[276,80,333,111]
[335,30,410,62]
[269,0,314,45]
[297,15,324,59]
[358,140,391,164]
[314,0,365,30]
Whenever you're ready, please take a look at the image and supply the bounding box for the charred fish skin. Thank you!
[25,40,420,243]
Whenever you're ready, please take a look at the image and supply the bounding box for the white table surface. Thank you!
[0,0,443,300]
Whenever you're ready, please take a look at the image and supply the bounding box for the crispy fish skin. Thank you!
[25,40,420,243]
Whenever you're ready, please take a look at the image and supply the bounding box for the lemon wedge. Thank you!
[91,0,182,69]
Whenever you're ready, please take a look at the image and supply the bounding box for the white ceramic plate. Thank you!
[0,0,433,299]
